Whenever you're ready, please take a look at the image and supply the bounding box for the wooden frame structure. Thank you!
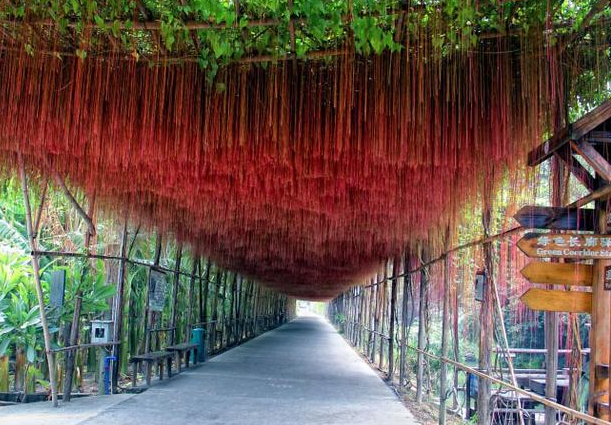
[330,99,611,424]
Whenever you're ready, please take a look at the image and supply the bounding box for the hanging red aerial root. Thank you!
[0,33,562,299]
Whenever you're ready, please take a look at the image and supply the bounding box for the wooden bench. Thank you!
[166,343,198,372]
[130,351,174,387]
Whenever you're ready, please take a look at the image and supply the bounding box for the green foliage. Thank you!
[0,247,42,362]
[2,0,608,79]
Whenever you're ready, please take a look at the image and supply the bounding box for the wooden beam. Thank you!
[528,99,611,166]
[554,147,596,191]
[569,184,611,209]
[571,140,611,182]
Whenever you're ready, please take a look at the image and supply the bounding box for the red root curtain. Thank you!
[0,40,557,299]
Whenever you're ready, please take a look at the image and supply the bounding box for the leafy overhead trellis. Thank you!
[0,1,610,299]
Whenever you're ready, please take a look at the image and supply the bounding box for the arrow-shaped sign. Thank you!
[520,288,592,313]
[520,262,592,286]
[518,233,611,260]
[514,206,595,231]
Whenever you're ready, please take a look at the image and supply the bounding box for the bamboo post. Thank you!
[169,242,183,345]
[379,267,387,370]
[143,233,163,355]
[186,259,198,338]
[201,260,211,324]
[439,254,450,425]
[388,258,399,382]
[19,155,58,407]
[211,271,222,351]
[477,209,494,425]
[368,278,376,361]
[110,217,128,393]
[416,249,428,403]
[399,254,410,389]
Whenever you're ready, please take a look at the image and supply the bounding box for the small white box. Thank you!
[91,320,114,343]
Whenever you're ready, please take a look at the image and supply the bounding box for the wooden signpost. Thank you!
[514,206,595,231]
[520,288,592,313]
[515,207,597,314]
[518,233,611,260]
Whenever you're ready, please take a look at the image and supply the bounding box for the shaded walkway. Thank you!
[2,316,417,425]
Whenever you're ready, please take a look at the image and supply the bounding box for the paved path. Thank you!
[2,315,417,425]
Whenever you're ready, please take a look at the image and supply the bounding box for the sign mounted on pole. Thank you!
[520,288,592,313]
[149,269,169,312]
[520,262,593,286]
[518,233,611,260]
[514,206,595,231]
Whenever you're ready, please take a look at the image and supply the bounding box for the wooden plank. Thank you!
[571,140,611,182]
[514,206,595,230]
[518,233,611,259]
[520,262,593,286]
[528,98,611,166]
[520,288,592,313]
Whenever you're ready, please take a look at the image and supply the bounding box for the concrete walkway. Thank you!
[1,316,417,425]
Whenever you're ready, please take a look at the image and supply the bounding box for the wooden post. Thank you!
[211,270,222,351]
[439,254,450,425]
[544,157,562,424]
[379,266,387,370]
[368,278,376,362]
[111,217,128,393]
[143,233,163,355]
[416,249,428,403]
[399,253,410,389]
[589,182,610,419]
[201,259,211,324]
[477,210,494,425]
[186,259,198,338]
[388,258,399,382]
[169,242,183,345]
[19,156,58,407]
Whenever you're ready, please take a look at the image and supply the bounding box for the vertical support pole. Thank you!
[388,257,399,382]
[211,271,222,351]
[201,259,211,325]
[368,278,376,362]
[111,217,129,393]
[399,253,410,389]
[477,210,493,425]
[589,179,610,419]
[19,155,58,407]
[186,259,198,338]
[169,243,183,345]
[144,233,163,354]
[379,266,387,370]
[439,253,450,425]
[544,156,562,424]
[416,249,428,403]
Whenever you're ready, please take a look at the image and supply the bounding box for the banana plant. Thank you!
[0,246,44,393]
